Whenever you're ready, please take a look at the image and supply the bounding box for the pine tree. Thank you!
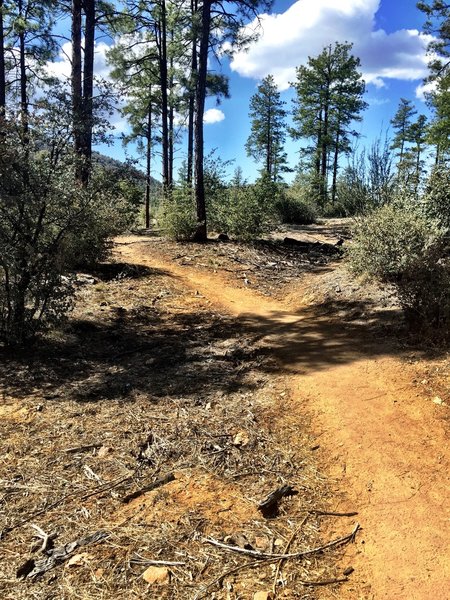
[418,1,450,163]
[390,98,417,164]
[291,42,366,205]
[245,74,289,182]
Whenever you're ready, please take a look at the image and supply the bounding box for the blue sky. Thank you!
[49,0,433,182]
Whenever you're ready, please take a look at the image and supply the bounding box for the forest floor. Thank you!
[0,220,449,599]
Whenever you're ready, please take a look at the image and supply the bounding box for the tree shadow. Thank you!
[1,288,441,408]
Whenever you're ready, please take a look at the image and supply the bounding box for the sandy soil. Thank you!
[115,233,450,600]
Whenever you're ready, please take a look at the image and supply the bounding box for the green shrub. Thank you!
[275,195,317,224]
[347,203,449,330]
[423,167,450,231]
[158,187,199,241]
[0,119,138,346]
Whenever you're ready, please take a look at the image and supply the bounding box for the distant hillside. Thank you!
[92,152,161,190]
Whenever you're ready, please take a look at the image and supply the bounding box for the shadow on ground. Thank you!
[1,289,431,407]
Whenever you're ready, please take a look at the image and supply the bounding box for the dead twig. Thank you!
[121,472,175,503]
[272,514,309,595]
[193,559,264,600]
[300,577,349,586]
[17,530,109,579]
[130,555,185,567]
[203,523,360,561]
[311,510,358,517]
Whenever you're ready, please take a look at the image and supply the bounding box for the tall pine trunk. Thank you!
[156,0,169,195]
[18,0,28,138]
[71,0,83,177]
[81,0,95,184]
[331,123,340,204]
[0,0,6,118]
[145,102,152,229]
[187,0,197,186]
[193,0,211,242]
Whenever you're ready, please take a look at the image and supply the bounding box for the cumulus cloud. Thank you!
[230,0,432,90]
[203,108,225,124]
[45,40,112,81]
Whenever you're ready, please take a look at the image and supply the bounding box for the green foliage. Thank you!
[0,119,139,346]
[422,167,450,230]
[245,74,289,181]
[348,203,450,330]
[277,179,317,224]
[159,187,199,241]
[291,42,367,204]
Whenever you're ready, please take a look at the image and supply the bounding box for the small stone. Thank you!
[67,552,90,567]
[233,431,250,447]
[433,396,445,405]
[343,566,354,576]
[254,536,268,549]
[253,592,273,600]
[97,446,112,458]
[142,566,171,585]
[274,538,284,547]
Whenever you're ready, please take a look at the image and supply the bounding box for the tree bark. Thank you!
[145,102,152,229]
[187,0,197,186]
[331,123,340,204]
[71,0,83,175]
[193,0,211,242]
[81,0,95,184]
[18,0,28,138]
[155,0,169,194]
[0,0,6,117]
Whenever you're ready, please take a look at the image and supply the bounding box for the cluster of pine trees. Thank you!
[0,0,449,231]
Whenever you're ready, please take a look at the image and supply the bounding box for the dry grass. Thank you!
[0,241,362,599]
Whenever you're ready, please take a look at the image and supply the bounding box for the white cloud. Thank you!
[45,40,112,82]
[203,108,225,124]
[230,0,433,90]
[415,79,437,101]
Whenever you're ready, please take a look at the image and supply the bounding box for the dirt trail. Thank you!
[116,236,450,600]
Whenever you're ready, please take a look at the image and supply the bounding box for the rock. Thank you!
[67,553,90,567]
[233,431,250,447]
[142,566,171,585]
[253,592,273,600]
[433,396,445,405]
[97,446,112,458]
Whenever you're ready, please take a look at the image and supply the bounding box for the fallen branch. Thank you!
[301,577,349,586]
[272,514,309,594]
[193,559,264,600]
[311,510,358,517]
[17,531,109,579]
[258,484,298,516]
[203,523,360,561]
[121,472,175,504]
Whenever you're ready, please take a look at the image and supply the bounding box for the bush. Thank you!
[347,203,450,330]
[0,119,138,346]
[423,167,450,231]
[158,187,199,241]
[275,195,316,224]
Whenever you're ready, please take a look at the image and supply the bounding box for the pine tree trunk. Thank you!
[0,0,6,118]
[157,0,169,195]
[145,102,152,229]
[193,0,211,242]
[81,0,95,184]
[187,0,197,186]
[18,0,28,138]
[168,55,174,189]
[71,0,83,177]
[331,125,340,204]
